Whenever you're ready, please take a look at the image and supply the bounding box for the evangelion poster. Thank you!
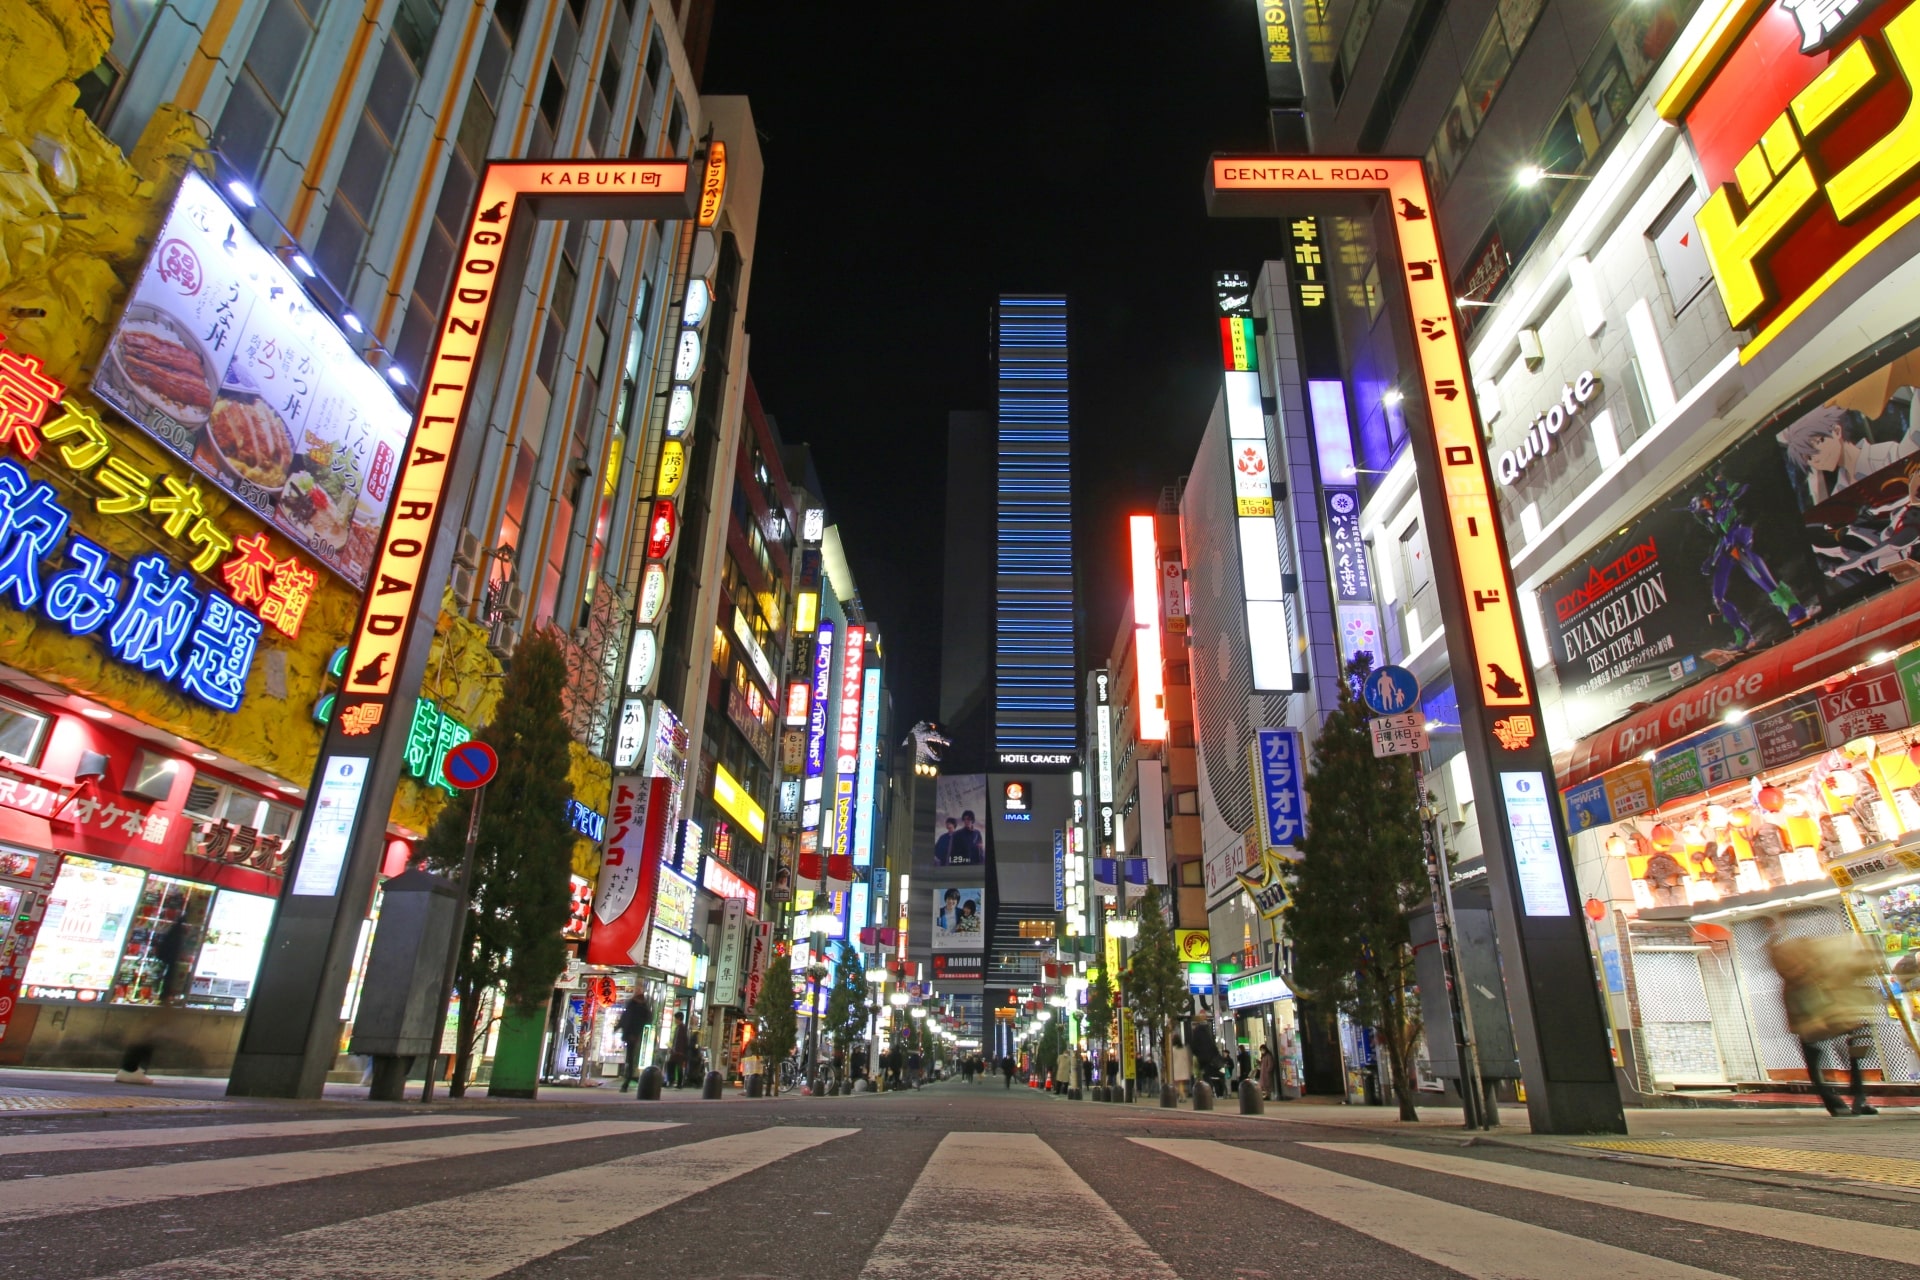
[1542,433,1824,741]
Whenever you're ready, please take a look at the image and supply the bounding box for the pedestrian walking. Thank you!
[1189,1011,1228,1095]
[1765,917,1882,1116]
[116,910,190,1084]
[616,990,654,1092]
[1170,1034,1192,1100]
[668,1012,692,1089]
[907,1047,923,1088]
[1259,1043,1277,1099]
[1236,1044,1252,1090]
[1000,1054,1015,1088]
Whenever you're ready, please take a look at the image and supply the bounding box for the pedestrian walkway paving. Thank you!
[1574,1138,1920,1190]
[0,1088,230,1113]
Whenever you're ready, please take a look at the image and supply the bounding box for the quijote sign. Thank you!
[1665,0,1920,360]
[1496,371,1601,485]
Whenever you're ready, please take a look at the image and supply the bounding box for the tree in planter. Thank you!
[1286,654,1428,1120]
[1125,883,1189,1094]
[823,945,868,1075]
[420,629,576,1097]
[753,952,799,1095]
[1084,963,1115,1071]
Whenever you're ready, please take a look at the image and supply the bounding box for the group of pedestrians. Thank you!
[615,992,704,1092]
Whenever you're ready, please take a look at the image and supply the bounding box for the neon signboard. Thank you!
[837,624,865,774]
[1659,0,1920,361]
[698,140,728,227]
[805,621,835,788]
[1129,515,1168,740]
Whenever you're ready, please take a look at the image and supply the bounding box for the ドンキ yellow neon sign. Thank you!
[337,160,693,728]
[1210,158,1531,712]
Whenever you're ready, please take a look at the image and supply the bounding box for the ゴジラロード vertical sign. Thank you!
[231,158,697,1102]
[1203,155,1622,1136]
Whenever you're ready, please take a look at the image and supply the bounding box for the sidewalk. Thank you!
[1191,1095,1920,1196]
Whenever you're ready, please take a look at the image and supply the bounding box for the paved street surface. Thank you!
[2,1077,1919,1279]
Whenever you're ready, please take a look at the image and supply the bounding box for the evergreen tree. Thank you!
[420,629,576,1097]
[1286,655,1427,1120]
[1125,883,1188,1092]
[1084,963,1115,1051]
[823,944,868,1064]
[753,952,799,1094]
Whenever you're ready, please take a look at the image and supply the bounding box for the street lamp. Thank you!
[889,990,910,1008]
[1108,919,1139,938]
[1515,164,1591,188]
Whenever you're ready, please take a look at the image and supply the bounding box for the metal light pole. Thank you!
[420,784,486,1104]
[1416,761,1485,1129]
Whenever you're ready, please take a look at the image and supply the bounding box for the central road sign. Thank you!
[1362,664,1420,716]
[1206,155,1624,1136]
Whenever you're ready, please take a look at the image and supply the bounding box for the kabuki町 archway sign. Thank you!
[229,160,699,1099]
[1206,157,1625,1136]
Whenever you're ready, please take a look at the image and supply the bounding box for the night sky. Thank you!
[703,2,1283,727]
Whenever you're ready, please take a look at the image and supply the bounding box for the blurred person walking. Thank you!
[616,990,653,1092]
[1765,917,1882,1116]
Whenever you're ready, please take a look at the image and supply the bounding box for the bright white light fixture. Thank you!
[343,312,364,334]
[226,179,257,208]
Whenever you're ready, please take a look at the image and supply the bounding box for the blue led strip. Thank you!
[993,295,1076,755]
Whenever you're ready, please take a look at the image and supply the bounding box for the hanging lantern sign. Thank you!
[657,439,686,496]
[666,385,694,438]
[625,628,658,692]
[683,277,712,328]
[638,563,668,625]
[698,140,728,228]
[645,500,677,560]
[674,330,702,382]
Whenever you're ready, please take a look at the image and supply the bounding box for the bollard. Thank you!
[1193,1081,1214,1111]
[1160,1085,1178,1108]
[745,1073,763,1098]
[839,1080,853,1096]
[637,1066,664,1100]
[701,1070,723,1100]
[1068,1088,1082,1100]
[1093,1085,1109,1102]
[1238,1079,1264,1115]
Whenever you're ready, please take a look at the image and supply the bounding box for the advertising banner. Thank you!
[1325,488,1371,601]
[931,885,984,952]
[710,899,748,1007]
[585,776,669,966]
[1541,433,1824,742]
[741,919,773,1008]
[1251,728,1306,852]
[93,173,408,586]
[1819,661,1910,744]
[932,774,987,866]
[1052,828,1066,911]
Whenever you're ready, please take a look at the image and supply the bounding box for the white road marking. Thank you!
[0,1114,500,1159]
[1310,1141,1920,1265]
[1134,1137,1734,1280]
[0,1120,670,1222]
[861,1131,1176,1280]
[97,1125,858,1279]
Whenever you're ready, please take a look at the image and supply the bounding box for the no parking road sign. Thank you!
[442,740,498,790]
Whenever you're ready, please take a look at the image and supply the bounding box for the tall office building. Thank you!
[992,295,1076,767]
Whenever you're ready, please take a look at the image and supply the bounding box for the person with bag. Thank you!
[1765,917,1882,1116]
[616,990,654,1092]
[667,1011,692,1089]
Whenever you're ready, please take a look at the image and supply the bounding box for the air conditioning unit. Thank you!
[454,529,483,569]
[501,585,526,620]
[450,564,477,609]
[488,616,516,659]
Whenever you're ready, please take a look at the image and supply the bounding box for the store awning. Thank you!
[1557,575,1920,790]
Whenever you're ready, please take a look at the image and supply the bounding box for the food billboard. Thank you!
[92,173,408,587]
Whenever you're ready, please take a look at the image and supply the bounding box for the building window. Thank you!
[0,696,49,765]
[76,0,165,124]
[213,0,323,185]
[314,30,430,289]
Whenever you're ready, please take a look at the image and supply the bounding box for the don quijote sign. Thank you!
[1497,372,1600,486]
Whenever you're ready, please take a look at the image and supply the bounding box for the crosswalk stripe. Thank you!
[95,1125,858,1279]
[0,1120,671,1223]
[861,1132,1176,1280]
[1134,1138,1733,1280]
[0,1114,500,1159]
[1309,1142,1920,1264]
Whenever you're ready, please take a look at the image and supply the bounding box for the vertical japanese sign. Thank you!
[1251,728,1306,852]
[586,775,672,966]
[802,620,835,833]
[1052,828,1066,911]
[1205,154,1624,1134]
[710,898,748,1006]
[232,158,696,1100]
[1258,0,1304,102]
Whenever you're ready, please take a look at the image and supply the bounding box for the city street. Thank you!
[2,1077,1919,1279]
